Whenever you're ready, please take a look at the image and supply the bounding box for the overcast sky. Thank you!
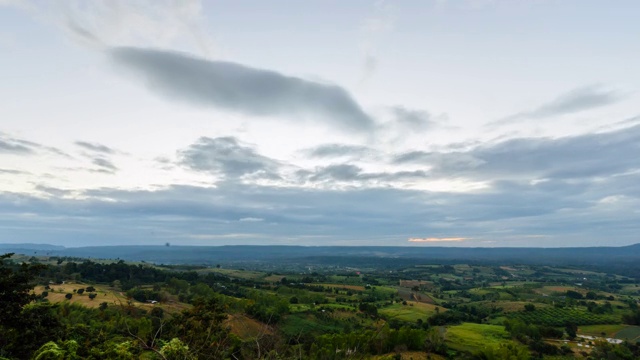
[1,0,639,247]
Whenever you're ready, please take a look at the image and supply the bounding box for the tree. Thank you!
[424,327,447,355]
[32,340,79,360]
[165,297,238,359]
[0,253,46,328]
[65,293,73,300]
[564,321,577,339]
[88,293,97,300]
[524,303,536,312]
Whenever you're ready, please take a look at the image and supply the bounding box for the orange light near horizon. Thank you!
[408,237,470,242]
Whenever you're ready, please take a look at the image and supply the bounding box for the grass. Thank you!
[445,323,522,353]
[35,283,190,314]
[317,283,366,291]
[225,314,271,339]
[379,301,441,322]
[578,324,628,337]
[36,283,127,309]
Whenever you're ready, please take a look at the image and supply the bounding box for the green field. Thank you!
[613,326,640,341]
[379,301,440,322]
[578,324,628,337]
[445,323,524,352]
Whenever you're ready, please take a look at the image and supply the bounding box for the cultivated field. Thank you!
[380,301,441,322]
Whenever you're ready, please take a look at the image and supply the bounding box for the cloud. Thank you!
[110,47,375,132]
[303,143,376,159]
[490,84,623,126]
[239,217,264,222]
[408,237,470,242]
[358,0,395,83]
[306,163,427,183]
[391,106,437,130]
[394,123,640,182]
[0,132,45,154]
[1,167,640,247]
[92,158,118,173]
[0,168,29,175]
[0,132,69,157]
[178,136,280,179]
[75,141,117,154]
[35,185,72,197]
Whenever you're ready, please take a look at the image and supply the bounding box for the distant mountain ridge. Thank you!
[2,243,640,267]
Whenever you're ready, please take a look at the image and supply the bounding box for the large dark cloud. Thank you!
[490,84,622,126]
[178,136,280,179]
[110,47,375,132]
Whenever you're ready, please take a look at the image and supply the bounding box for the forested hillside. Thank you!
[3,251,640,359]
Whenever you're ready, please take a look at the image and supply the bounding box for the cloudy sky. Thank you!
[1,0,639,247]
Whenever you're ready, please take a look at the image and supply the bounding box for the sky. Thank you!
[1,0,639,248]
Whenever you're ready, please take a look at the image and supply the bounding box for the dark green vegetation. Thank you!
[3,245,640,359]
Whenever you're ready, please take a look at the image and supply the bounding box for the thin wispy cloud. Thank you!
[489,84,623,127]
[75,141,118,154]
[358,0,396,83]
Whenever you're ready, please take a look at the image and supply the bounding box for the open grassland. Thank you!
[35,283,190,314]
[225,314,272,339]
[380,301,441,322]
[445,323,522,353]
[36,283,126,309]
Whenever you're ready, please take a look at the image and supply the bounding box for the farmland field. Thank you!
[578,324,628,337]
[445,323,524,352]
[511,307,620,326]
[35,283,190,313]
[317,283,365,291]
[379,301,441,322]
[613,326,640,341]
